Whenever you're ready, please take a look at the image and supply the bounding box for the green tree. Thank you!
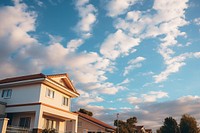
[78,108,93,116]
[180,114,200,133]
[114,116,137,133]
[160,117,180,133]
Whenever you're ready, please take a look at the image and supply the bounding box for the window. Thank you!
[1,89,12,98]
[46,88,54,98]
[19,117,31,128]
[62,96,68,106]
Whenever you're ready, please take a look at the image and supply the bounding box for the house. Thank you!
[66,112,116,133]
[134,125,152,133]
[0,73,80,133]
[145,129,152,133]
[135,125,146,133]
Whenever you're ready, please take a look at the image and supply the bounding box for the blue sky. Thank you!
[0,0,200,130]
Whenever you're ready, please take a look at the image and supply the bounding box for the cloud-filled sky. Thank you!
[0,0,200,131]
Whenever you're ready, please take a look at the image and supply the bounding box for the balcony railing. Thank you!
[6,125,32,133]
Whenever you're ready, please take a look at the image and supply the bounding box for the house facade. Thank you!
[66,112,116,133]
[0,73,79,133]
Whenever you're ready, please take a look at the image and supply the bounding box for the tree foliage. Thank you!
[78,108,93,116]
[180,114,200,133]
[160,117,180,133]
[159,114,200,133]
[114,116,137,133]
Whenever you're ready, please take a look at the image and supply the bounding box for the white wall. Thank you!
[39,84,71,111]
[0,84,41,105]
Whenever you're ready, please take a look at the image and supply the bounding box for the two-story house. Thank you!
[0,73,80,133]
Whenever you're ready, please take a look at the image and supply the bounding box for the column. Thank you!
[71,119,78,133]
[0,118,9,133]
[33,105,43,133]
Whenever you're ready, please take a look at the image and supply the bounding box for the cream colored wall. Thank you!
[39,84,71,111]
[75,117,105,133]
[50,77,65,86]
[37,104,78,131]
[0,84,41,105]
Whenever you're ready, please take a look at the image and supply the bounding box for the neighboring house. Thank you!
[0,73,80,133]
[135,125,146,133]
[134,125,152,133]
[66,112,116,133]
[145,129,152,133]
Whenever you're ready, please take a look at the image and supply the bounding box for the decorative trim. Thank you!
[6,102,41,107]
[6,102,78,116]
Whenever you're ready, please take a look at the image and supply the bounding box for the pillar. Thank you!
[0,118,9,133]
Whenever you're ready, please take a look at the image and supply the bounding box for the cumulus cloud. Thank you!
[154,52,200,83]
[0,0,38,77]
[127,91,168,104]
[106,0,137,17]
[95,95,200,131]
[75,90,104,106]
[194,18,200,25]
[123,56,145,76]
[66,39,84,52]
[75,0,97,38]
[100,30,140,60]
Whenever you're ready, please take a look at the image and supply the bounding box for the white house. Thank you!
[0,73,80,133]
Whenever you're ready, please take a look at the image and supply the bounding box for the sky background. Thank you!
[0,0,200,131]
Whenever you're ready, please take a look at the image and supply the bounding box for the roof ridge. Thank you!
[46,73,68,78]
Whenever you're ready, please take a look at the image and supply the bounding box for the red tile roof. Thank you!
[75,112,116,131]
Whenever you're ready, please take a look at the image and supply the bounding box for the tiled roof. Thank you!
[76,112,116,131]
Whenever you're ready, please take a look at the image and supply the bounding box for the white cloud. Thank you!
[95,95,200,131]
[117,78,131,85]
[154,52,200,83]
[66,39,84,52]
[112,0,198,84]
[127,91,168,104]
[194,18,200,25]
[76,90,104,106]
[123,56,146,76]
[0,0,38,77]
[100,30,140,60]
[48,34,64,44]
[75,0,97,38]
[34,0,44,7]
[106,0,137,17]
[142,71,154,76]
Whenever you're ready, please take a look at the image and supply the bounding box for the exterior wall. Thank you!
[0,84,41,105]
[75,117,105,133]
[39,84,71,111]
[10,112,35,128]
[40,104,78,128]
[0,101,6,116]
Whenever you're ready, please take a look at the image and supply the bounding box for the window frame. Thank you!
[46,88,55,99]
[62,96,69,106]
[19,117,31,128]
[1,89,12,99]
